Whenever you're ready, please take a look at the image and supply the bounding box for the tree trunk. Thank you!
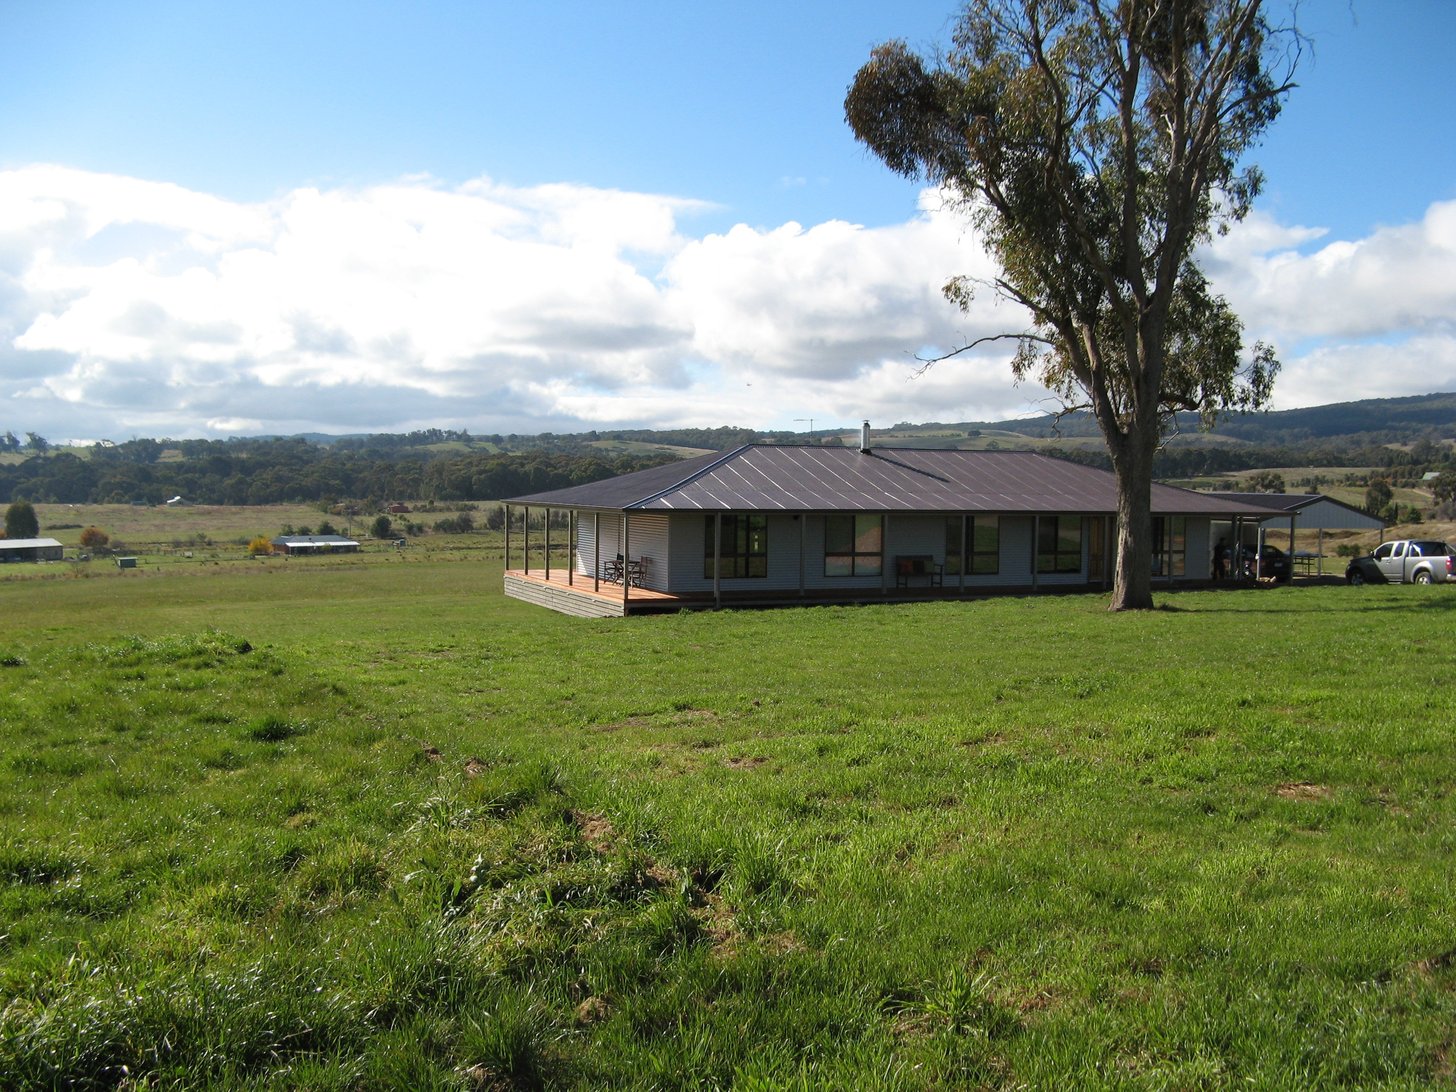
[1108,438,1157,611]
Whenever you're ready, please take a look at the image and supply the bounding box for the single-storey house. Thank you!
[0,537,64,563]
[502,432,1277,617]
[270,534,361,556]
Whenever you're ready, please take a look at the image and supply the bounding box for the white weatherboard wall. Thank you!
[667,513,802,593]
[662,512,1067,593]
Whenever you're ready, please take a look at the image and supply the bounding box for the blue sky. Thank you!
[1,0,1454,441]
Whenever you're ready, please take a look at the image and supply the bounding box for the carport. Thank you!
[1202,493,1387,577]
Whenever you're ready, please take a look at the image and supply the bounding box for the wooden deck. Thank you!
[503,568,685,617]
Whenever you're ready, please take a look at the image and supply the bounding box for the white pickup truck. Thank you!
[1346,539,1456,585]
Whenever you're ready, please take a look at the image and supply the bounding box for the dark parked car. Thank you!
[1242,544,1292,582]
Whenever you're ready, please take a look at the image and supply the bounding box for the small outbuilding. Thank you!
[0,537,64,563]
[270,534,361,556]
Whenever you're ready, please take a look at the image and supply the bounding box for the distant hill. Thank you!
[885,392,1456,450]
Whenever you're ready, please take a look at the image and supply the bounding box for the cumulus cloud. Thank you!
[0,164,1451,441]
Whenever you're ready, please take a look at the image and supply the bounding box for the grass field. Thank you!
[3,548,1456,1089]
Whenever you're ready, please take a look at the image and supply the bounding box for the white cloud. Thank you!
[1207,201,1456,345]
[0,165,1451,440]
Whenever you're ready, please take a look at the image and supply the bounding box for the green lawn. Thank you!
[2,559,1454,1089]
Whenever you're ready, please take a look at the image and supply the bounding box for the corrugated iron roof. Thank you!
[507,445,1276,517]
[1201,492,1323,512]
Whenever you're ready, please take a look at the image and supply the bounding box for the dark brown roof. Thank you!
[1201,492,1323,512]
[507,445,1275,517]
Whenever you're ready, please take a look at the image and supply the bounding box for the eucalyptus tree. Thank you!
[846,0,1297,609]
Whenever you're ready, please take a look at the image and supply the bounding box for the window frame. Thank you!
[1036,516,1083,575]
[945,515,1000,576]
[1152,516,1187,577]
[824,513,883,577]
[704,513,768,579]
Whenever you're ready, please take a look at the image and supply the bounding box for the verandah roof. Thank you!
[505,445,1275,518]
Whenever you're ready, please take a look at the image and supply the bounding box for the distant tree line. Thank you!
[5,421,1455,510]
[0,435,675,506]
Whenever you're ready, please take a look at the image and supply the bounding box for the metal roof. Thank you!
[271,535,361,546]
[0,537,64,549]
[1203,491,1385,529]
[1201,492,1323,513]
[507,445,1276,517]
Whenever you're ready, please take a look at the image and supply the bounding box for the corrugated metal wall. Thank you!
[573,511,670,591]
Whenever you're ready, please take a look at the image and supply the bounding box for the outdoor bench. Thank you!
[894,555,943,588]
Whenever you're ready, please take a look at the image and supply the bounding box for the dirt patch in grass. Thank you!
[1414,947,1456,977]
[575,996,611,1025]
[590,716,649,733]
[463,756,489,777]
[572,809,617,853]
[421,743,443,762]
[723,755,767,770]
[961,733,1006,747]
[1275,781,1332,800]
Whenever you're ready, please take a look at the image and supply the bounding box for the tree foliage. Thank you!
[79,526,110,549]
[4,500,39,539]
[847,0,1296,608]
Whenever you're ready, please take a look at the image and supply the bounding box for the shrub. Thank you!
[248,536,273,557]
[79,526,109,549]
[4,500,38,539]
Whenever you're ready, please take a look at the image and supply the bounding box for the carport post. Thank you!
[622,512,630,610]
[523,507,530,576]
[593,512,600,593]
[504,505,511,572]
[544,509,550,582]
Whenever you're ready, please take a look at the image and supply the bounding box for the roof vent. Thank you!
[860,420,871,453]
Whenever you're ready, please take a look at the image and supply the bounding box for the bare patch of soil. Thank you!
[723,755,767,770]
[570,809,617,854]
[575,996,611,1025]
[1275,782,1332,800]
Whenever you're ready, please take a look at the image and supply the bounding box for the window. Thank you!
[824,513,882,577]
[945,516,999,576]
[1152,517,1187,576]
[704,514,767,578]
[1036,516,1083,574]
[971,516,1000,574]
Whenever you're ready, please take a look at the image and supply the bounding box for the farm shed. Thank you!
[0,537,64,563]
[270,534,361,556]
[502,433,1276,617]
[1202,492,1387,577]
